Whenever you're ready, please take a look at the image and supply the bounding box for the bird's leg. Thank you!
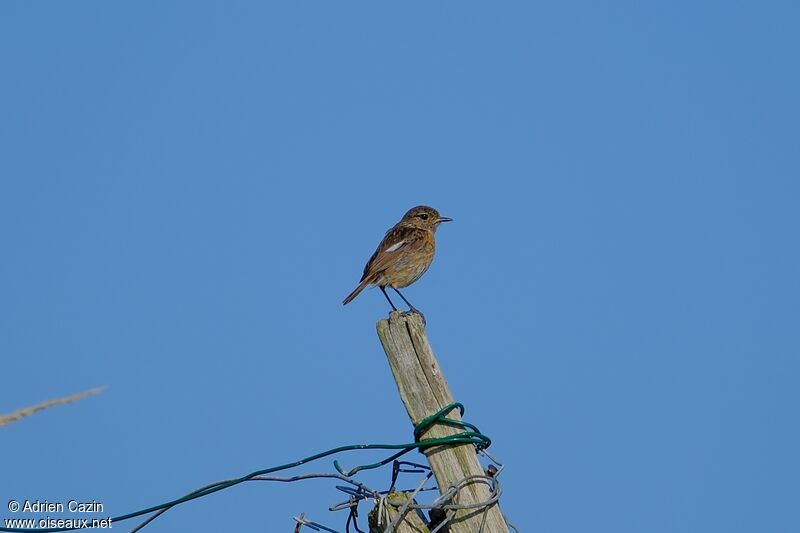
[380,286,398,311]
[392,288,425,323]
[392,288,416,311]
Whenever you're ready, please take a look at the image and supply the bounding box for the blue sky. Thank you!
[1,2,798,532]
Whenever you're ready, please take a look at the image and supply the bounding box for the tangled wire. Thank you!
[1,403,515,533]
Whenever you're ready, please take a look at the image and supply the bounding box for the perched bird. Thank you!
[343,206,452,312]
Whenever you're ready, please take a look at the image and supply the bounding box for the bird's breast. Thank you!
[382,239,435,288]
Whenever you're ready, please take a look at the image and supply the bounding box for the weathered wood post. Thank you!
[375,311,509,533]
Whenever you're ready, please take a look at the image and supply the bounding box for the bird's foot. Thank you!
[402,307,426,326]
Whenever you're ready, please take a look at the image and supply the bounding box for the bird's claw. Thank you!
[402,307,426,326]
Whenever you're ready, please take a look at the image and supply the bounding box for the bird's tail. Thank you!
[343,279,371,305]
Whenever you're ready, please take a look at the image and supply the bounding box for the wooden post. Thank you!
[376,312,509,533]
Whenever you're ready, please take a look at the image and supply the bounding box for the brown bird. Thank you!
[343,205,452,312]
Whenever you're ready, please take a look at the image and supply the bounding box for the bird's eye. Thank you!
[419,213,429,220]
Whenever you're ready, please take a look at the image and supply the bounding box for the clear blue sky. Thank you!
[2,2,798,532]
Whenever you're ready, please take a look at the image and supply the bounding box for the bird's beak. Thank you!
[437,216,453,223]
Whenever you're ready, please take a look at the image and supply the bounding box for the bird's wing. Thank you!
[360,227,425,282]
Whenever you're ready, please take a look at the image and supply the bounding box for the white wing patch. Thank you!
[385,240,406,252]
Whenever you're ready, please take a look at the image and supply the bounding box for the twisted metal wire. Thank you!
[130,405,514,533]
[288,447,514,533]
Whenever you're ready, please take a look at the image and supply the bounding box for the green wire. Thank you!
[0,402,489,533]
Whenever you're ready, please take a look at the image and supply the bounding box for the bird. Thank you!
[343,205,452,313]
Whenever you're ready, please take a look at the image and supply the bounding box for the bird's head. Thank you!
[399,206,452,231]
